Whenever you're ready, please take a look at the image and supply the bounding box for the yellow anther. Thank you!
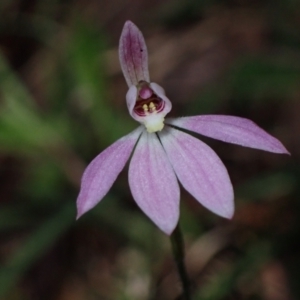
[142,104,149,112]
[149,102,155,109]
[149,102,156,112]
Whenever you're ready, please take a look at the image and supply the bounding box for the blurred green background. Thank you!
[0,0,299,299]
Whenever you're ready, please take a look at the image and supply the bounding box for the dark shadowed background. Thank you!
[0,0,299,299]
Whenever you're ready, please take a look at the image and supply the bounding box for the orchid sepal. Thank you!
[76,126,143,219]
[166,115,290,154]
[119,20,150,87]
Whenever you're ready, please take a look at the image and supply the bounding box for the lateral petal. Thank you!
[77,127,143,218]
[167,115,289,154]
[159,127,234,219]
[129,131,180,235]
[149,82,172,115]
[119,21,150,87]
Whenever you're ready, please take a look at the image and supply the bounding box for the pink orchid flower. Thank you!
[76,21,289,235]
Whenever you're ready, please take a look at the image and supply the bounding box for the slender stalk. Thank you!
[170,223,191,300]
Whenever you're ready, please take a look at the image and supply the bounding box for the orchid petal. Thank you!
[129,131,180,235]
[159,127,234,219]
[167,115,289,154]
[149,82,172,114]
[77,127,143,218]
[126,85,138,114]
[119,20,150,87]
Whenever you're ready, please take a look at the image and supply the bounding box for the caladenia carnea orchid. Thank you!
[76,21,289,236]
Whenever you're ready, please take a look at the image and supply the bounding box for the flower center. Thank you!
[133,82,166,133]
[133,87,165,117]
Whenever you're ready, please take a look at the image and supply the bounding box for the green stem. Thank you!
[170,223,191,300]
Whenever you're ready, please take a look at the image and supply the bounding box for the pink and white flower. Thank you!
[76,21,289,235]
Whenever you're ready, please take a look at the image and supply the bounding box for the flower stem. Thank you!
[170,223,191,300]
